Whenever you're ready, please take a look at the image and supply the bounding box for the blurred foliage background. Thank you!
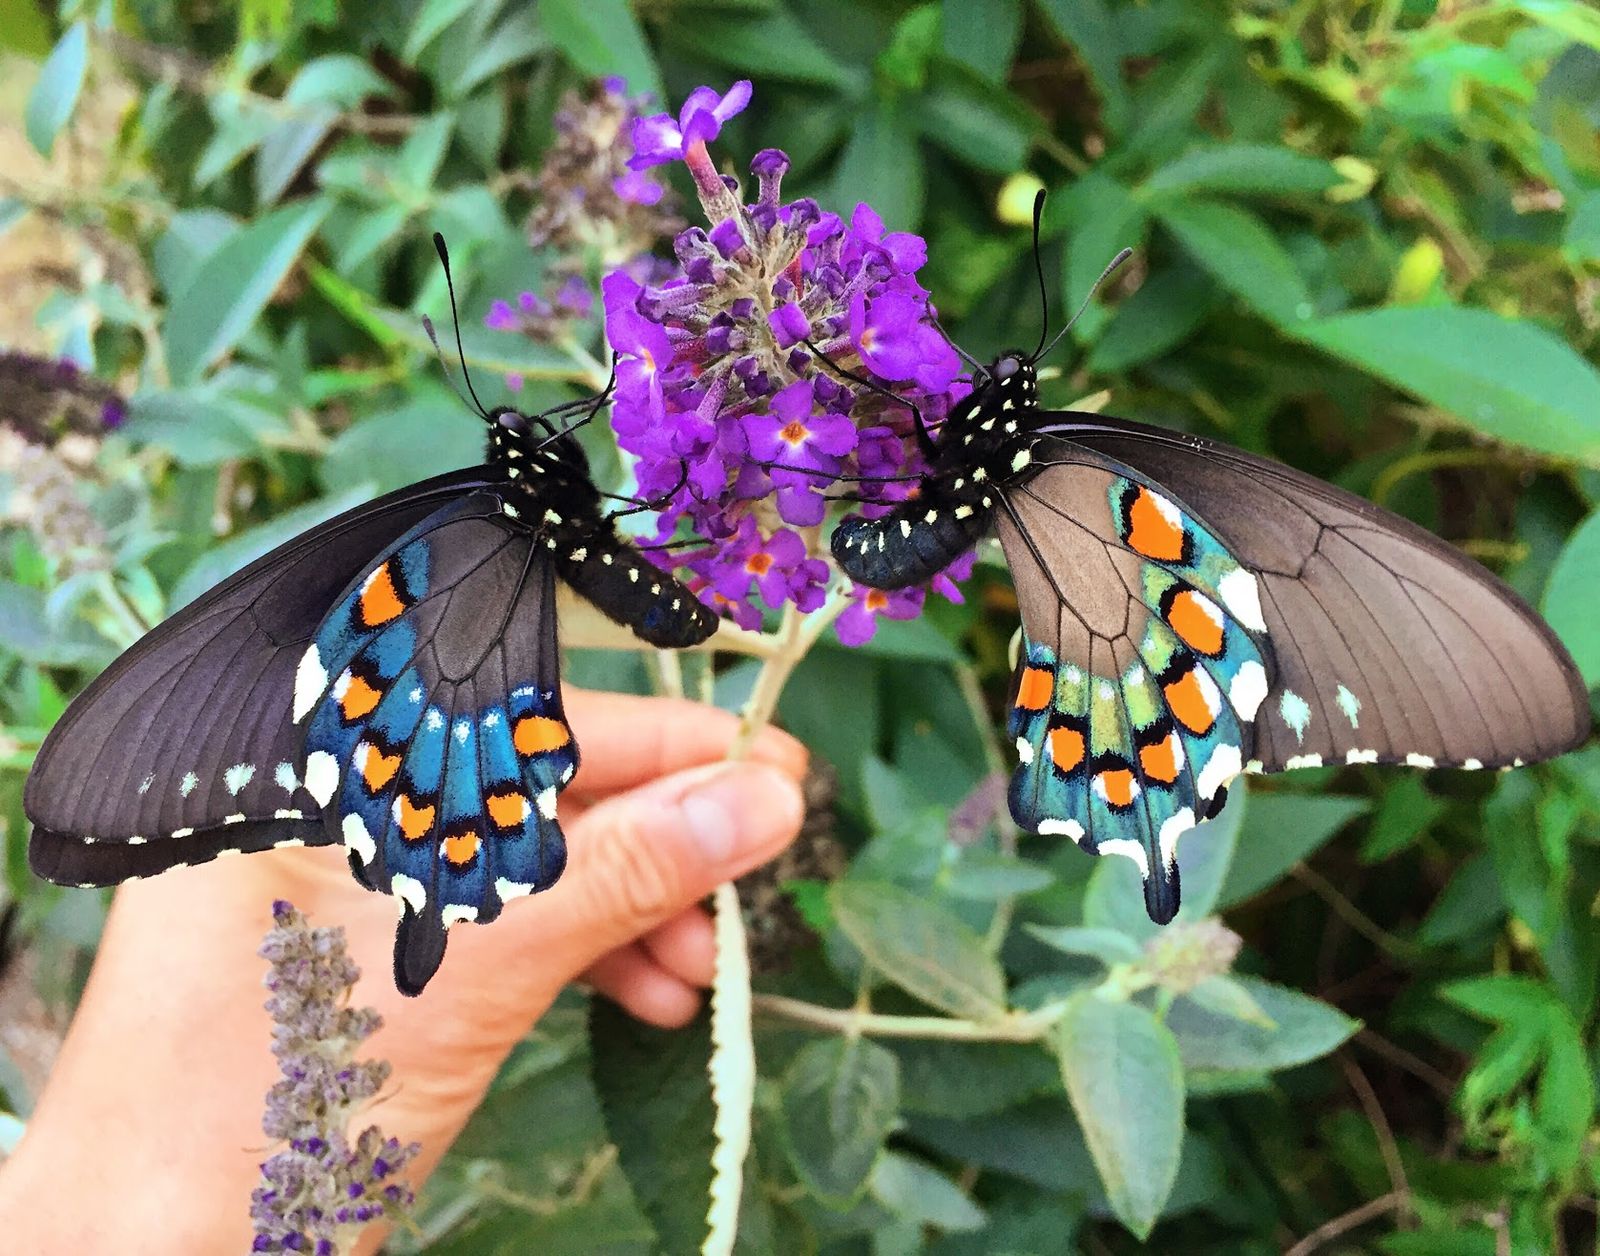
[4,0,1600,1252]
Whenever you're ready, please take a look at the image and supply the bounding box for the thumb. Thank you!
[537,761,806,973]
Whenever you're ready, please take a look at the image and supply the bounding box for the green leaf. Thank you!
[283,54,395,107]
[588,997,716,1255]
[1542,508,1600,686]
[831,879,1007,1020]
[1033,0,1127,134]
[164,199,328,385]
[1535,1014,1594,1176]
[171,486,372,609]
[1166,977,1358,1072]
[1184,975,1276,1028]
[890,1038,1059,1118]
[870,1151,987,1232]
[255,107,338,206]
[1217,793,1369,907]
[1059,173,1145,342]
[1052,996,1183,1239]
[832,101,924,230]
[0,581,113,667]
[1082,785,1246,938]
[404,0,478,62]
[1360,775,1447,863]
[663,8,853,87]
[25,21,87,157]
[1295,307,1600,463]
[1156,199,1312,325]
[940,0,1021,82]
[1026,924,1144,964]
[917,63,1036,174]
[538,0,661,101]
[122,383,289,466]
[318,386,484,496]
[943,851,1055,900]
[778,1036,899,1207]
[1140,144,1342,201]
[1087,265,1219,373]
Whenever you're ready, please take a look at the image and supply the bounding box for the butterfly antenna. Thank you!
[1030,188,1051,360]
[802,337,938,460]
[421,313,484,418]
[930,314,987,377]
[432,232,493,421]
[1033,246,1133,366]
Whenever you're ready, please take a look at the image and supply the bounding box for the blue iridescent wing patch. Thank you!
[294,494,575,994]
[998,456,1270,923]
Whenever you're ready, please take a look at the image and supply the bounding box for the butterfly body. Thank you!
[27,397,715,994]
[834,350,1590,923]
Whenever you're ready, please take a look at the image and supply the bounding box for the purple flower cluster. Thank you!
[249,901,419,1254]
[601,81,975,640]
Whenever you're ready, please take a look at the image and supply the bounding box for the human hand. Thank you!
[0,688,807,1253]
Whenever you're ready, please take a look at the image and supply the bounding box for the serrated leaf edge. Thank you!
[703,880,754,1256]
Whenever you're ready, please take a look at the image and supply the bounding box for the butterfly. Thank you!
[829,206,1590,925]
[25,238,718,996]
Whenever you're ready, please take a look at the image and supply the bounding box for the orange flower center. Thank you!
[746,552,774,575]
[866,590,889,611]
[779,419,809,445]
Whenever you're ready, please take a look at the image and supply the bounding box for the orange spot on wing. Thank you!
[1048,725,1085,773]
[359,562,407,627]
[398,795,435,842]
[514,715,570,756]
[1125,488,1187,561]
[1015,667,1053,711]
[1097,768,1137,808]
[1139,733,1181,784]
[1164,669,1216,735]
[443,830,480,866]
[339,673,382,721]
[487,791,527,829]
[360,744,400,793]
[1167,590,1223,656]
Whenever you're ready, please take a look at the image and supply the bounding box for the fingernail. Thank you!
[677,764,801,867]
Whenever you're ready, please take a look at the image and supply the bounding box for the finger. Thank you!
[640,908,716,988]
[564,689,808,798]
[582,945,702,1028]
[535,760,805,975]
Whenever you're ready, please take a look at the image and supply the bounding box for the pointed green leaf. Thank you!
[164,199,328,384]
[1166,977,1358,1072]
[1296,307,1600,463]
[870,1151,987,1232]
[1053,996,1183,1239]
[25,21,87,157]
[1156,199,1312,326]
[1543,508,1600,686]
[778,1036,899,1207]
[1217,793,1369,906]
[1141,144,1342,201]
[831,879,1007,1020]
[538,0,661,100]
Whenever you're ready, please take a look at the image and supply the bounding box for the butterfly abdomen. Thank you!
[832,494,995,589]
[553,527,717,649]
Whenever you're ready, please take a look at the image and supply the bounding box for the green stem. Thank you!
[752,992,1070,1043]
[96,573,152,647]
[1369,448,1514,510]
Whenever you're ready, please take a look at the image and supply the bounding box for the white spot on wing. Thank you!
[1198,744,1242,799]
[1097,837,1150,878]
[1284,754,1323,770]
[138,774,154,795]
[304,751,340,806]
[1229,661,1268,721]
[1346,749,1378,765]
[1158,807,1197,870]
[180,772,199,798]
[390,873,426,913]
[1038,817,1085,842]
[441,905,478,926]
[274,762,299,792]
[536,787,558,820]
[224,763,256,795]
[496,877,533,902]
[1015,736,1034,766]
[293,646,328,723]
[1218,568,1267,633]
[1278,690,1311,742]
[1336,684,1362,728]
[1405,753,1436,769]
[343,814,376,864]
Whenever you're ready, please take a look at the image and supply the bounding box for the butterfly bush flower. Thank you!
[249,901,419,1255]
[488,79,683,352]
[602,81,974,642]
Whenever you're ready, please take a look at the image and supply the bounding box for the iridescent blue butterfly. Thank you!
[830,195,1589,923]
[25,237,716,995]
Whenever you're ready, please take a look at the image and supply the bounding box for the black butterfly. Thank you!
[25,238,717,996]
[831,201,1590,925]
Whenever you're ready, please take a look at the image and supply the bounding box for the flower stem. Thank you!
[751,992,1070,1043]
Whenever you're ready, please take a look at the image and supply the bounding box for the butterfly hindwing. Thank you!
[295,492,576,994]
[25,468,501,886]
[998,453,1269,918]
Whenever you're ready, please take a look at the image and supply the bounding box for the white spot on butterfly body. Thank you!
[1279,690,1312,742]
[293,647,329,723]
[924,509,938,525]
[1218,568,1267,633]
[628,568,639,583]
[1097,837,1150,878]
[343,814,376,863]
[1336,684,1362,728]
[180,772,199,798]
[1346,749,1379,765]
[274,762,299,792]
[954,505,974,519]
[1229,661,1268,721]
[536,787,558,820]
[1405,753,1436,769]
[1011,448,1032,473]
[504,504,521,519]
[441,905,478,926]
[543,509,563,525]
[1198,744,1242,799]
[569,547,588,562]
[1038,817,1086,842]
[1158,808,1197,870]
[1015,737,1034,765]
[390,873,426,913]
[973,466,988,482]
[900,520,912,539]
[304,752,340,806]
[225,763,256,795]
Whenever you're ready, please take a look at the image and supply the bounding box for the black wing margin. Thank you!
[25,468,503,886]
[1040,417,1591,773]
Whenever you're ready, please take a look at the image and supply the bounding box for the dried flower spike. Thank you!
[249,901,419,1255]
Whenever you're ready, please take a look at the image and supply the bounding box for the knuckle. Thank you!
[582,813,684,931]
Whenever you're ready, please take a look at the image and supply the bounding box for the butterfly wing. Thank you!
[25,468,502,886]
[997,450,1272,922]
[293,492,575,995]
[1041,417,1590,769]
